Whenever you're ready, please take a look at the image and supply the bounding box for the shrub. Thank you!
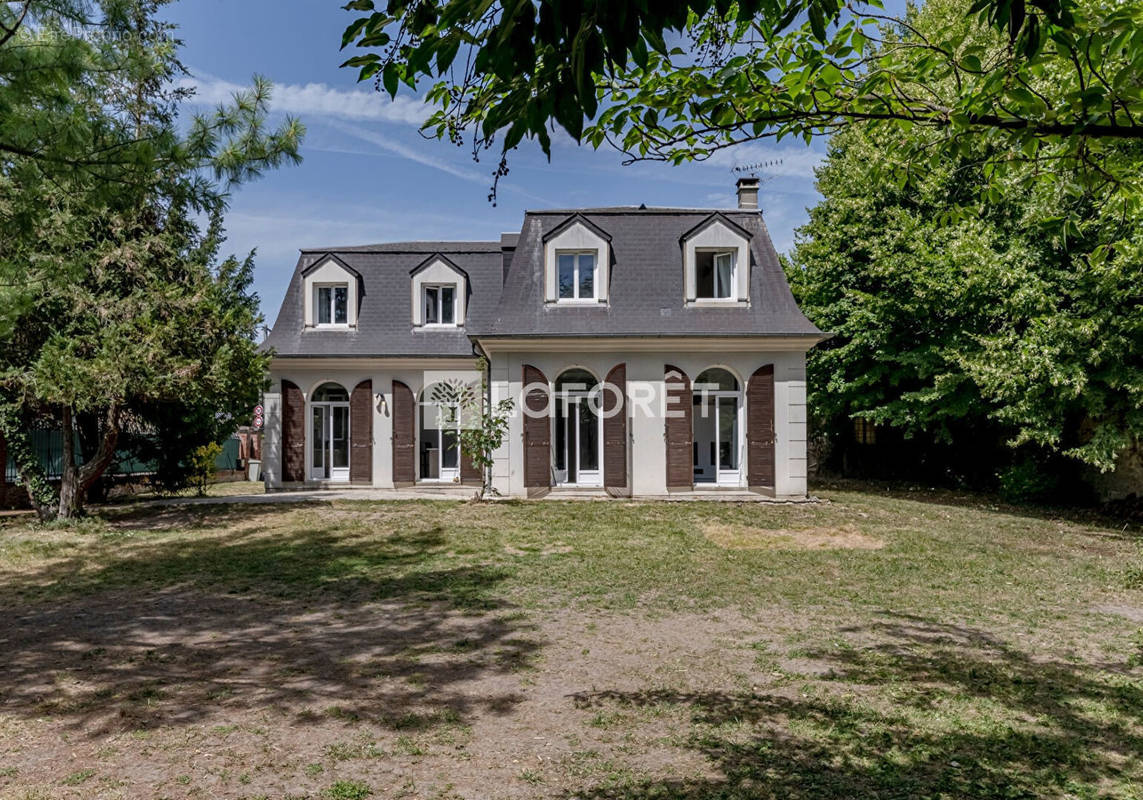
[188,442,222,496]
[997,457,1060,504]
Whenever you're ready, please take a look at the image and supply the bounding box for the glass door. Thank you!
[716,396,740,485]
[311,405,329,480]
[310,383,351,483]
[419,401,460,482]
[555,396,601,487]
[329,405,350,482]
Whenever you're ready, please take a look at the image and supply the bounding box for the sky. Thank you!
[162,0,828,324]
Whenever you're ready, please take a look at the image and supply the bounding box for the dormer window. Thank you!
[302,255,360,329]
[557,251,596,301]
[543,215,611,304]
[681,214,751,305]
[695,251,736,300]
[316,284,349,326]
[411,254,468,328]
[423,284,457,326]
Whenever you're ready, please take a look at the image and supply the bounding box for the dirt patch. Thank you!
[702,522,885,550]
[1093,603,1143,623]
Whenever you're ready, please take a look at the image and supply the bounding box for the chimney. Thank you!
[736,176,759,210]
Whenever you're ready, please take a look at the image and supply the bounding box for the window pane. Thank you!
[719,397,738,470]
[696,368,738,392]
[425,286,438,324]
[578,253,595,298]
[695,252,715,298]
[558,254,576,299]
[578,401,599,471]
[442,417,459,469]
[420,402,440,478]
[441,286,455,324]
[332,406,349,469]
[555,403,566,471]
[317,287,332,324]
[715,253,734,298]
[312,408,325,470]
[313,382,349,402]
[333,286,348,323]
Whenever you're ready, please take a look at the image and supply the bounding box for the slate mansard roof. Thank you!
[263,206,823,359]
[263,242,504,359]
[482,208,820,339]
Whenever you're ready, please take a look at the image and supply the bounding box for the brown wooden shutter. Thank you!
[350,380,373,484]
[392,380,416,485]
[747,364,776,488]
[460,434,481,485]
[604,362,627,490]
[664,365,693,490]
[522,364,551,490]
[282,380,305,482]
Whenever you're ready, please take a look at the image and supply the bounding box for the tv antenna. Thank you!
[732,159,782,184]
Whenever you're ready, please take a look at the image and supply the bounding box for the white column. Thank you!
[628,354,667,497]
[775,352,808,498]
[374,371,394,488]
[261,388,282,488]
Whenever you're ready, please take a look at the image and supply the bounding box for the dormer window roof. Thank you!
[680,213,752,305]
[543,215,611,304]
[302,254,362,329]
[411,254,469,328]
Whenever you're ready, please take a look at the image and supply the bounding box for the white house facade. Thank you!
[260,179,827,499]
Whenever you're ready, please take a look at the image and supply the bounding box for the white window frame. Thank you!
[313,282,350,327]
[554,250,599,303]
[694,249,737,301]
[422,283,458,327]
[692,375,743,487]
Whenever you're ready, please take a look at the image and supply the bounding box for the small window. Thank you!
[854,418,878,446]
[557,251,597,301]
[695,251,735,299]
[423,284,457,326]
[316,284,348,325]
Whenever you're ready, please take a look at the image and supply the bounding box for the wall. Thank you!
[265,359,480,489]
[487,347,808,499]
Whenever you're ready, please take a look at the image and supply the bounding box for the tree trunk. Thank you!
[57,405,120,520]
[57,406,81,519]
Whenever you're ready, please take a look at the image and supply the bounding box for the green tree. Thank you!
[0,0,303,519]
[786,74,1142,486]
[340,0,1142,208]
[431,359,515,498]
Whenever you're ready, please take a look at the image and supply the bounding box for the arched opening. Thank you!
[310,382,350,481]
[419,382,470,482]
[554,368,603,487]
[693,368,742,485]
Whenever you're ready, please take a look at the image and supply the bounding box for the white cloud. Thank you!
[178,73,431,125]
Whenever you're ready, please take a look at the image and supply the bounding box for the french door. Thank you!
[693,395,740,485]
[311,403,350,481]
[554,396,601,487]
[420,401,460,482]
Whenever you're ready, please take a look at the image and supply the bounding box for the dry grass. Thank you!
[702,521,885,550]
[0,489,1138,799]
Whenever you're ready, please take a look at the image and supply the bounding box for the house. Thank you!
[260,179,827,499]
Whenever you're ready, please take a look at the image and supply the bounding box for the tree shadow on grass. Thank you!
[568,613,1143,799]
[0,511,539,737]
[818,478,1141,535]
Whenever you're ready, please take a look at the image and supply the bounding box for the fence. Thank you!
[4,432,242,483]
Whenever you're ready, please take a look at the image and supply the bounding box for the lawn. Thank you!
[0,490,1140,799]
